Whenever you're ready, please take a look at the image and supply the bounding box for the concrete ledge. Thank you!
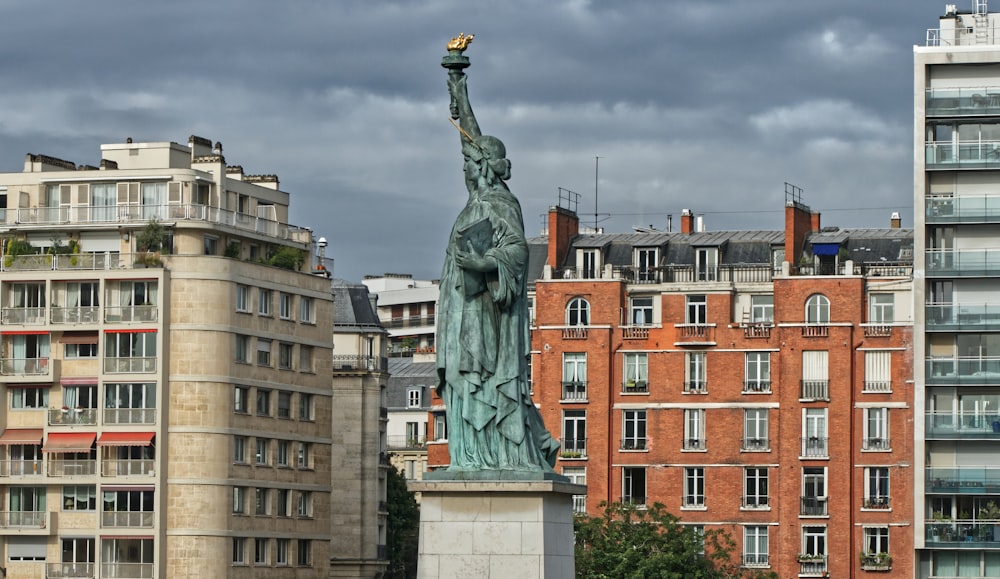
[409,479,586,496]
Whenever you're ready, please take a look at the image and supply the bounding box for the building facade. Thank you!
[916,3,1000,577]
[428,195,915,577]
[362,274,438,356]
[384,355,434,483]
[0,136,361,579]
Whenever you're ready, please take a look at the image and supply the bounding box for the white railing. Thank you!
[104,357,156,374]
[101,459,155,477]
[103,408,156,424]
[102,511,153,527]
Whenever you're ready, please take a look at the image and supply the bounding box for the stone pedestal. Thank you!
[408,479,585,579]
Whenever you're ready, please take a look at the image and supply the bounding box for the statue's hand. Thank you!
[455,242,496,273]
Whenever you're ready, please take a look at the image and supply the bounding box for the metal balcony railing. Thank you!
[101,459,155,477]
[862,323,893,337]
[743,380,770,394]
[104,357,156,374]
[683,438,704,451]
[47,459,96,477]
[801,437,829,458]
[741,438,770,451]
[331,355,387,373]
[622,380,648,394]
[104,305,157,323]
[559,438,587,459]
[742,496,769,509]
[49,408,98,426]
[863,437,891,451]
[386,435,427,450]
[561,381,587,401]
[103,408,156,425]
[863,496,891,510]
[0,357,50,376]
[798,555,828,575]
[101,511,153,528]
[621,438,647,451]
[741,553,769,568]
[1,307,46,325]
[800,380,829,401]
[800,496,828,516]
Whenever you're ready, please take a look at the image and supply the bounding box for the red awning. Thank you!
[42,432,96,453]
[104,329,156,334]
[0,429,43,445]
[61,376,98,385]
[1,330,49,335]
[100,535,153,540]
[97,432,155,447]
[61,333,99,345]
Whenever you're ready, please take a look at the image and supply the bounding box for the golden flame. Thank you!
[447,33,475,51]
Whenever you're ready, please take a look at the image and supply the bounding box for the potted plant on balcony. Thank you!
[860,551,892,571]
[979,500,1000,541]
[797,553,824,563]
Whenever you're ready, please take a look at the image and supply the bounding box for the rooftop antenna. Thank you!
[592,156,611,231]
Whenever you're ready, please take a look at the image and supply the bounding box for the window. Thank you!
[634,248,659,282]
[258,289,272,316]
[566,297,590,326]
[237,285,251,313]
[684,409,705,450]
[802,350,829,400]
[255,487,269,515]
[234,386,249,414]
[870,294,894,323]
[623,353,648,393]
[745,352,770,392]
[277,391,292,418]
[407,388,422,408]
[863,526,889,556]
[11,386,48,409]
[686,294,707,324]
[864,351,891,392]
[298,394,313,421]
[684,467,705,507]
[865,467,890,509]
[256,389,271,416]
[297,443,311,469]
[61,537,95,568]
[864,408,890,451]
[233,487,246,514]
[103,382,155,424]
[564,467,587,513]
[279,293,292,320]
[580,249,599,279]
[276,343,293,370]
[696,247,718,281]
[233,538,247,565]
[802,526,827,560]
[204,235,219,255]
[254,537,268,565]
[751,295,774,324]
[8,444,41,476]
[6,334,49,371]
[276,538,289,566]
[743,526,768,567]
[297,491,313,517]
[296,540,311,567]
[105,331,155,361]
[276,441,290,467]
[629,296,653,326]
[685,351,706,393]
[300,297,315,324]
[805,294,830,324]
[235,335,250,364]
[623,467,646,506]
[802,467,828,516]
[63,485,96,511]
[65,343,97,359]
[743,409,769,451]
[255,438,269,465]
[803,408,828,457]
[433,413,447,441]
[233,436,247,463]
[562,353,587,400]
[256,339,271,367]
[299,345,313,372]
[744,468,769,508]
[622,410,646,450]
[562,410,586,457]
[276,489,290,517]
[64,385,96,409]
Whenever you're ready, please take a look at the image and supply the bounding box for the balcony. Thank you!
[682,438,704,451]
[926,412,1000,439]
[926,87,1000,117]
[103,305,157,323]
[801,324,829,337]
[860,553,893,571]
[103,408,156,425]
[743,380,771,394]
[561,382,587,401]
[331,355,387,373]
[862,323,893,337]
[741,437,770,451]
[104,357,156,374]
[674,323,715,344]
[741,553,769,568]
[626,263,773,284]
[572,495,586,514]
[0,460,44,477]
[926,248,1000,277]
[682,496,704,508]
[48,458,96,477]
[926,466,1000,493]
[562,327,588,340]
[683,381,707,394]
[800,496,828,516]
[382,315,435,330]
[48,408,97,426]
[863,380,892,393]
[621,439,647,451]
[800,437,829,459]
[50,306,99,325]
[102,511,153,528]
[863,496,891,510]
[386,436,427,450]
[1,307,46,325]
[927,194,1000,224]
[0,357,51,378]
[622,380,648,394]
[797,555,828,576]
[926,357,1000,385]
[741,496,769,509]
[99,563,153,579]
[621,326,649,340]
[742,323,772,339]
[800,380,829,401]
[926,520,1000,546]
[559,438,587,459]
[926,302,1000,331]
[45,562,95,578]
[926,140,1000,170]
[862,437,891,451]
[101,459,155,477]
[622,495,646,507]
[0,510,53,533]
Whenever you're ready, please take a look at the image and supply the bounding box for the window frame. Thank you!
[683,408,705,450]
[805,294,830,324]
[684,467,705,508]
[744,467,769,508]
[869,293,894,324]
[622,466,646,506]
[566,297,590,326]
[279,293,292,320]
[622,410,647,450]
[685,351,706,393]
[629,296,654,326]
[258,289,272,317]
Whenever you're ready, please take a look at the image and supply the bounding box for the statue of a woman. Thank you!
[436,42,559,474]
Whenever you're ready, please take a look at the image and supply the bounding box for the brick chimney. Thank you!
[680,209,694,234]
[785,198,820,265]
[548,206,579,270]
[890,212,901,229]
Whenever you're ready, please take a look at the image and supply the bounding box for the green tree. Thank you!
[385,465,419,578]
[266,246,305,271]
[574,502,776,579]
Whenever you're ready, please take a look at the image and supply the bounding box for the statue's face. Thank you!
[464,154,484,186]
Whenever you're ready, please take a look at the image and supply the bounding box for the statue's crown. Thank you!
[447,33,474,52]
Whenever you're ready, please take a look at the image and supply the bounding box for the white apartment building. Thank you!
[0,135,380,578]
[916,3,1000,577]
[362,274,438,355]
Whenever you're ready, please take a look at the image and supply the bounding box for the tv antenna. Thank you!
[592,156,611,230]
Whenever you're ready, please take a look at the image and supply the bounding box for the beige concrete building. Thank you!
[0,135,371,578]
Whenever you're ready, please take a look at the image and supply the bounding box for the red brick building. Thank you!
[429,193,914,577]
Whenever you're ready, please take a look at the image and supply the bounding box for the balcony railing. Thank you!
[102,511,153,527]
[47,459,96,477]
[572,495,586,514]
[101,459,155,477]
[926,87,1000,116]
[927,194,1000,223]
[49,408,98,426]
[561,382,587,401]
[104,305,157,323]
[800,380,829,401]
[562,327,588,340]
[103,408,156,425]
[675,324,715,342]
[801,324,829,337]
[104,357,156,374]
[926,357,1000,385]
[926,520,1000,546]
[926,140,1000,169]
[622,380,648,394]
[926,248,1000,277]
[742,553,769,568]
[798,556,828,576]
[863,380,892,393]
[927,302,1000,331]
[863,496,891,510]
[331,355,388,373]
[623,495,646,507]
[926,466,1000,492]
[860,554,892,571]
[0,460,44,477]
[682,495,704,508]
[50,306,100,324]
[621,326,649,340]
[743,323,772,339]
[1,306,46,325]
[863,437,891,451]
[862,323,893,337]
[45,562,95,578]
[0,510,46,527]
[0,357,51,377]
[621,438,647,451]
[743,380,771,394]
[383,315,435,329]
[800,496,828,516]
[741,437,770,451]
[620,264,774,284]
[801,437,829,458]
[683,438,704,450]
[683,381,706,394]
[741,496,769,509]
[560,438,587,459]
[99,563,153,579]
[926,412,1000,439]
[386,435,427,450]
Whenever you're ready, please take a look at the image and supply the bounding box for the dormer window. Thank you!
[696,248,718,281]
[579,249,599,279]
[634,248,659,283]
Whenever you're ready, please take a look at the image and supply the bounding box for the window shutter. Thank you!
[117,183,129,204]
[59,185,72,205]
[128,183,139,204]
[77,184,90,205]
[168,182,182,204]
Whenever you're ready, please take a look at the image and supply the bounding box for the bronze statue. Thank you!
[435,35,560,475]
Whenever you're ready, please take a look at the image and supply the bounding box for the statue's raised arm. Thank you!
[442,33,481,143]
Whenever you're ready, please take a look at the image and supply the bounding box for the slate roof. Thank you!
[386,356,437,410]
[808,228,914,263]
[331,279,384,332]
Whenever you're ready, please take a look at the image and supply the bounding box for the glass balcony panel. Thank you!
[926,412,1000,438]
[925,519,1000,546]
[926,357,1000,384]
[927,195,1000,223]
[926,466,1000,492]
[100,563,153,579]
[927,249,1000,276]
[102,408,156,425]
[103,357,156,374]
[926,302,1000,330]
[101,511,154,527]
[926,87,1000,116]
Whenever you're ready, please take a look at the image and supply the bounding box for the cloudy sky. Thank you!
[0,1,938,281]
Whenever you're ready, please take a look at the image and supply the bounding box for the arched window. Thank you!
[566,297,590,326]
[805,294,830,324]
